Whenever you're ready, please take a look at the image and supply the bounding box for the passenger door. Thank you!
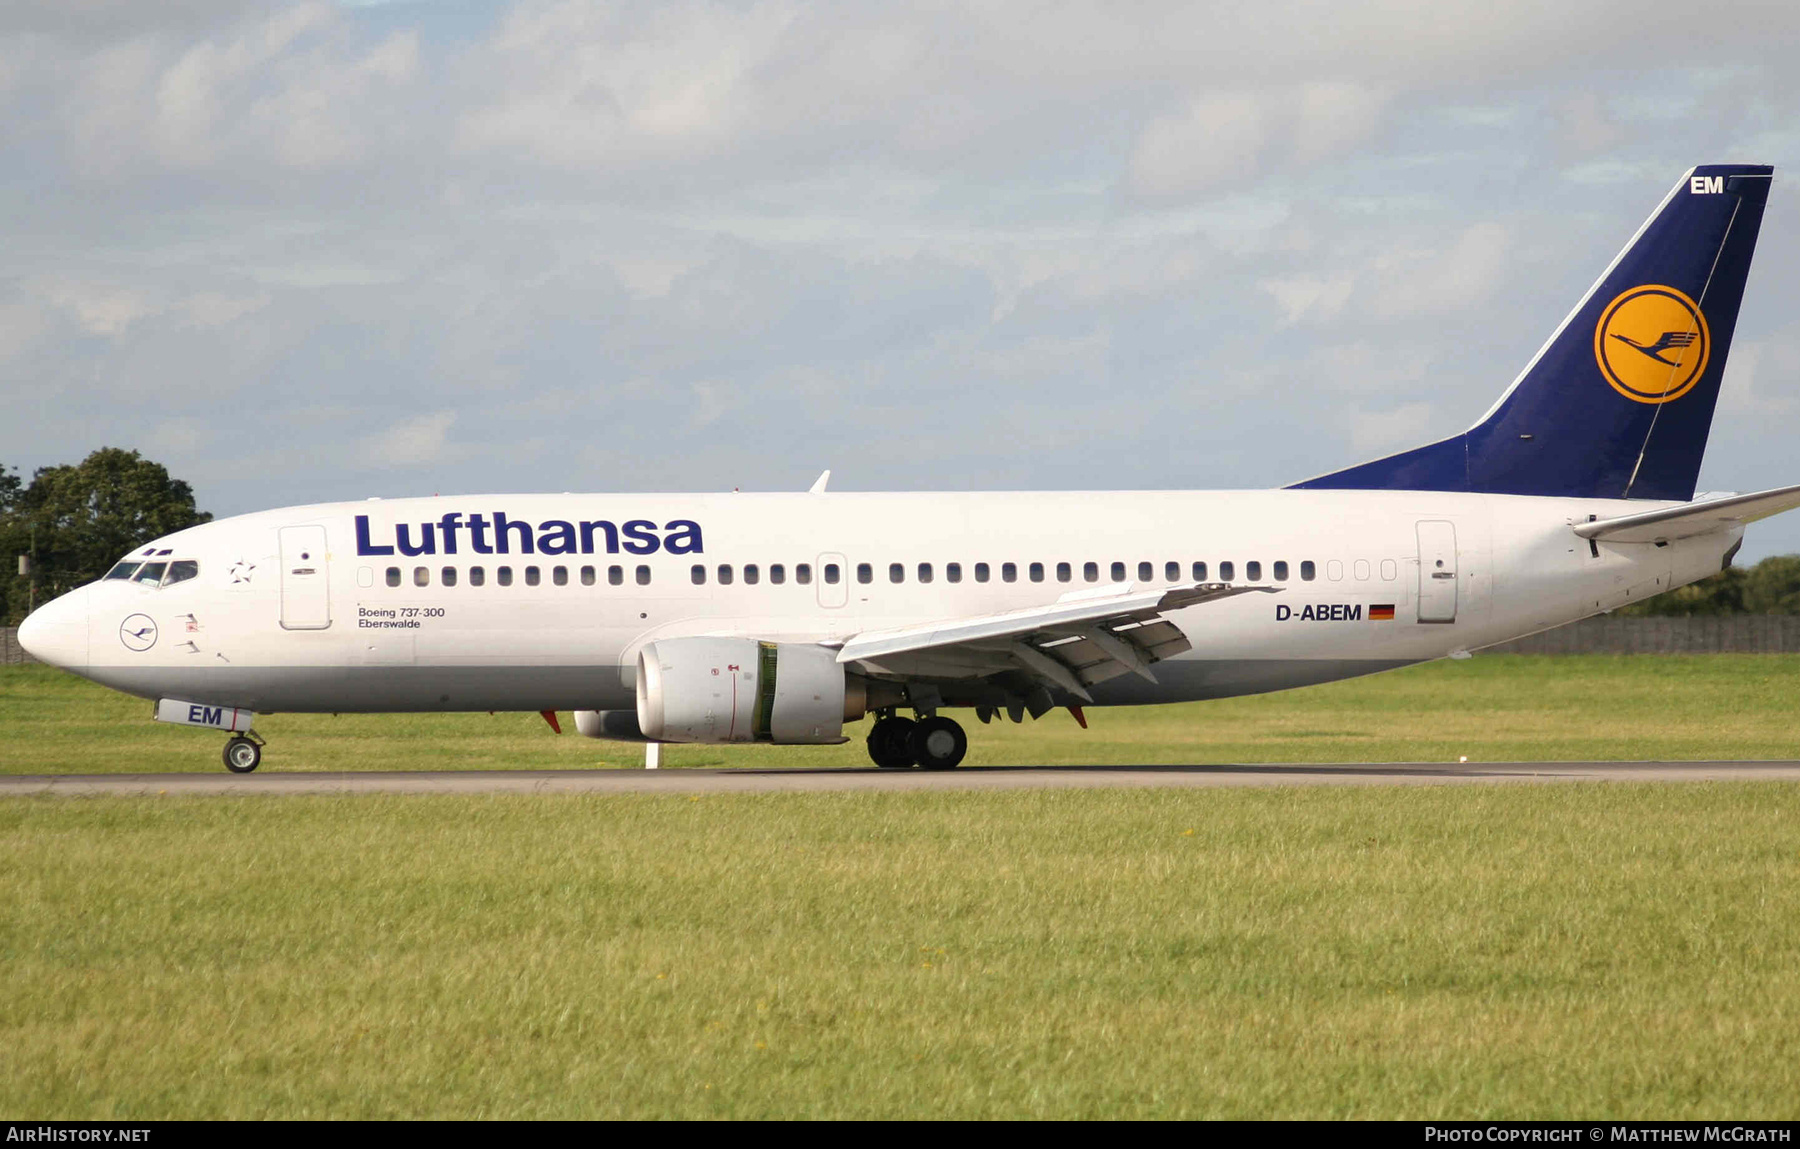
[279,525,332,630]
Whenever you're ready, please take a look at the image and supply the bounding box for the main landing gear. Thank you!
[866,713,968,770]
[222,731,265,774]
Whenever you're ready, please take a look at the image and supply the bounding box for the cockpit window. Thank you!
[104,562,140,581]
[163,560,199,587]
[135,562,166,586]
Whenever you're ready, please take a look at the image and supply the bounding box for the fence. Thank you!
[1482,615,1800,654]
[2,627,33,665]
[7,617,1800,666]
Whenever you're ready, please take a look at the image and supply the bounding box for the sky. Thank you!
[5,0,1800,559]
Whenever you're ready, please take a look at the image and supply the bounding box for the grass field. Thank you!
[5,653,1800,773]
[4,657,1800,1118]
[3,785,1799,1119]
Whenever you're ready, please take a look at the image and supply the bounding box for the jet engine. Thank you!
[636,638,868,744]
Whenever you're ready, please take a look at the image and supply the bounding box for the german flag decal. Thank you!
[1369,604,1396,621]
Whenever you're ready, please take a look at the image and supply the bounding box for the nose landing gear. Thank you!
[223,731,265,774]
[865,712,968,769]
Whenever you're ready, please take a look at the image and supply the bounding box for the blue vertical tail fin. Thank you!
[1292,164,1772,501]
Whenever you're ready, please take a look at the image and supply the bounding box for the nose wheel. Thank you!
[223,733,264,774]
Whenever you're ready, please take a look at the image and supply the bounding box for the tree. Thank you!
[1617,553,1800,616]
[1741,555,1800,614]
[0,461,19,622]
[3,449,212,622]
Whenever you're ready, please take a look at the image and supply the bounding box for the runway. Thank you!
[6,760,1800,796]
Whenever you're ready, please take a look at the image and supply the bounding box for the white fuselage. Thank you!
[22,488,1736,716]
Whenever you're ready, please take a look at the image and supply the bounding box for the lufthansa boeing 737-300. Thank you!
[17,164,1800,773]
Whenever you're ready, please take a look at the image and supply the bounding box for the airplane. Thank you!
[17,163,1800,774]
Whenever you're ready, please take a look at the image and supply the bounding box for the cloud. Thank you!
[1124,83,1391,203]
[361,410,457,468]
[1260,273,1355,327]
[1127,94,1270,200]
[1373,222,1512,319]
[1349,401,1438,455]
[45,281,156,336]
[19,3,421,180]
[1,0,1799,558]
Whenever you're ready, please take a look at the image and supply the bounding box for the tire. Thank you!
[223,737,261,774]
[909,716,967,770]
[866,716,917,768]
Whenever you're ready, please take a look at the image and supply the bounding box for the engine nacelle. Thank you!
[636,638,857,744]
[573,709,652,742]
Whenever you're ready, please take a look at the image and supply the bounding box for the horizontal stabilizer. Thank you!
[1574,482,1800,543]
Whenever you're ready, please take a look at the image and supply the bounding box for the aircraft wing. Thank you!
[1574,482,1800,543]
[833,583,1276,701]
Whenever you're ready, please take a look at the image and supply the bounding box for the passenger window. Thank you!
[824,563,840,584]
[771,564,787,585]
[525,566,541,587]
[105,562,140,581]
[718,565,734,586]
[1300,560,1316,582]
[164,560,200,586]
[1137,562,1153,582]
[609,565,624,586]
[1381,559,1398,581]
[1246,561,1262,581]
[636,565,651,585]
[358,566,373,588]
[1327,560,1344,582]
[692,565,706,585]
[796,564,812,585]
[1274,561,1289,581]
[856,563,872,584]
[498,567,513,586]
[918,563,933,584]
[975,562,990,583]
[1002,562,1017,583]
[1056,562,1071,583]
[890,563,904,584]
[1353,560,1370,580]
[947,562,962,584]
[1193,561,1208,582]
[744,564,759,585]
[554,566,568,586]
[414,567,430,587]
[1082,561,1098,583]
[1165,561,1180,582]
[441,566,458,587]
[1220,561,1235,581]
[580,566,595,586]
[1028,562,1044,583]
[1111,561,1127,582]
[386,567,401,587]
[471,566,486,586]
[136,562,166,586]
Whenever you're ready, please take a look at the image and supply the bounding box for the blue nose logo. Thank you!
[120,614,158,652]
